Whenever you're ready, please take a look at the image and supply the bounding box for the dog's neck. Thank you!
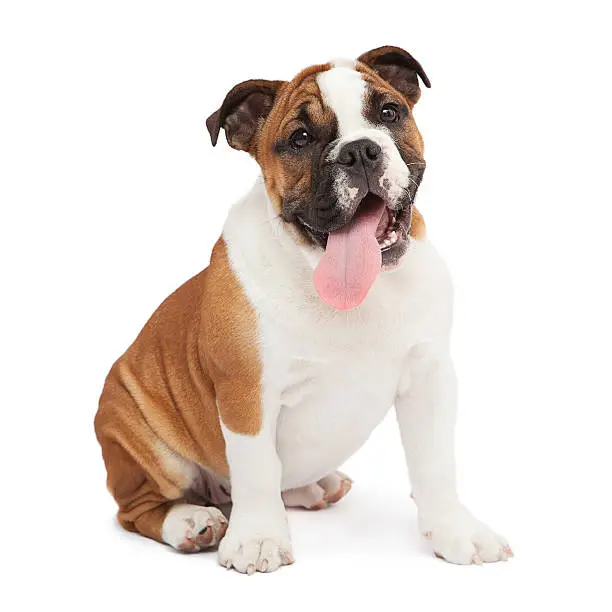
[223,176,427,298]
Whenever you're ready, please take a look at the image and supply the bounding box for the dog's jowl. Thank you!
[95,46,511,574]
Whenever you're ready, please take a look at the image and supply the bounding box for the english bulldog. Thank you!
[95,45,511,574]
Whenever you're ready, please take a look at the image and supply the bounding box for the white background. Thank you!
[1,1,611,609]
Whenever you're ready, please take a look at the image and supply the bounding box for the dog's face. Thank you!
[207,46,429,272]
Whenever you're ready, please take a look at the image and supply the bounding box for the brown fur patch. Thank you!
[410,207,426,240]
[255,63,332,214]
[357,63,426,157]
[95,238,261,541]
[201,239,262,436]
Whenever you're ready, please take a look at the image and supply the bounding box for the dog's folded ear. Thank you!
[358,46,430,104]
[206,79,285,151]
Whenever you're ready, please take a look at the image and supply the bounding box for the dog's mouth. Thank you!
[374,203,408,252]
[309,193,412,311]
[297,193,412,260]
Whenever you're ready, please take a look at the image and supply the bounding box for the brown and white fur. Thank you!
[95,46,511,574]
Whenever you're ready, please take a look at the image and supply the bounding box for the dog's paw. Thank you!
[218,514,293,575]
[318,470,353,505]
[218,535,294,574]
[282,482,327,509]
[161,504,228,552]
[282,471,353,510]
[420,507,512,565]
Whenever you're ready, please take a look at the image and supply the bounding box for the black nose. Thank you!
[336,139,382,171]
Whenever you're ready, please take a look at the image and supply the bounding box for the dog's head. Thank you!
[207,46,430,310]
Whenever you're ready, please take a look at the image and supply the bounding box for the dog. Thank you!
[95,45,511,574]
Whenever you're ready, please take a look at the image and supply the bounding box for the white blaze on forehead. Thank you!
[316,61,368,137]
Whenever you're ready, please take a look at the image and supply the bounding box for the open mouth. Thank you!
[375,206,401,251]
[362,193,410,255]
[297,193,410,253]
[311,192,412,311]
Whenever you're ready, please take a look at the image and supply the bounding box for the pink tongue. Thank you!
[313,198,386,310]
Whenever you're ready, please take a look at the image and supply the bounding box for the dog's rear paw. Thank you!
[162,504,228,552]
[282,471,353,510]
[319,471,352,505]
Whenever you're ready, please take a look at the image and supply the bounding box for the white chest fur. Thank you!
[223,179,453,489]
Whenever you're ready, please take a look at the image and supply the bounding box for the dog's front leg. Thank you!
[217,389,293,575]
[395,342,512,564]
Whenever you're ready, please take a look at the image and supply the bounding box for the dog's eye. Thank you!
[289,129,312,149]
[380,104,399,123]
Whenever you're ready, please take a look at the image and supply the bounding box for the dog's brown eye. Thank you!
[289,129,312,149]
[380,104,399,123]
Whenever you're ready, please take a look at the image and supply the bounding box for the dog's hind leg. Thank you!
[97,434,229,551]
[97,433,177,542]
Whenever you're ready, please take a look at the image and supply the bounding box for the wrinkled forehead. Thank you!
[269,59,391,133]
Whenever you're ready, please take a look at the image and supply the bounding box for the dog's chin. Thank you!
[294,193,413,270]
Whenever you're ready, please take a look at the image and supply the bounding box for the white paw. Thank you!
[218,519,293,574]
[282,482,327,509]
[161,504,228,552]
[282,471,354,510]
[318,470,353,505]
[420,507,512,565]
